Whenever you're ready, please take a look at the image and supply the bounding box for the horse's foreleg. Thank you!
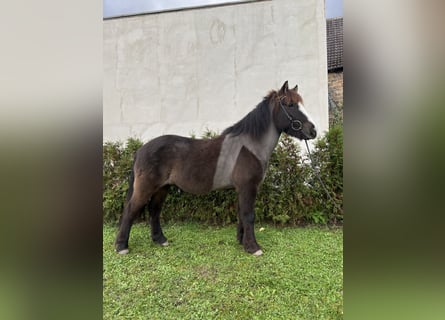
[236,201,244,244]
[238,187,262,256]
[148,186,169,246]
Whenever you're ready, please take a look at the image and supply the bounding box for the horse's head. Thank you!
[273,81,317,140]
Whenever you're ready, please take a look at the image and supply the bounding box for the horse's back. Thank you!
[137,135,191,160]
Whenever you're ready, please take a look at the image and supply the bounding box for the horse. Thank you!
[115,81,317,256]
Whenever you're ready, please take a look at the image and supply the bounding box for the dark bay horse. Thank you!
[115,81,317,256]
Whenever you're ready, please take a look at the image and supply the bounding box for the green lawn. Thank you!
[103,223,343,319]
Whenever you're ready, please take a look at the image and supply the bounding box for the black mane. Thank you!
[222,94,274,139]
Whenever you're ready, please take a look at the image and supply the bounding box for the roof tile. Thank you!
[326,17,343,70]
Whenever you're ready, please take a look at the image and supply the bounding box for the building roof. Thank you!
[326,17,343,71]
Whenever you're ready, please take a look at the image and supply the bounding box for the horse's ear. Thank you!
[279,81,289,94]
[293,84,298,92]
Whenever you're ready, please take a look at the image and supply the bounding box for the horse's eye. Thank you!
[288,103,296,108]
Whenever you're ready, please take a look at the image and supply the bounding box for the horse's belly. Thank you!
[167,169,213,195]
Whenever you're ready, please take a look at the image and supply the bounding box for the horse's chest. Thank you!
[212,136,266,190]
[212,138,241,189]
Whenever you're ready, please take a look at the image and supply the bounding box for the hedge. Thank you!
[103,125,343,226]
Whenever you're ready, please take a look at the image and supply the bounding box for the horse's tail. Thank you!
[118,158,136,227]
[126,159,136,203]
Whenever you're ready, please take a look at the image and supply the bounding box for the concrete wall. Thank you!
[103,0,328,144]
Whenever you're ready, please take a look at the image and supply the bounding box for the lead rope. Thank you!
[304,139,343,214]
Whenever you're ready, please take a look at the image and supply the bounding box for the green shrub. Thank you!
[103,138,143,224]
[256,135,312,226]
[102,127,343,226]
[308,124,344,224]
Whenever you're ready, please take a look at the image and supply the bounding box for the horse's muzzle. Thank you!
[304,123,317,140]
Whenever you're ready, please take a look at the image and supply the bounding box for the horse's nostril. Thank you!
[311,128,317,138]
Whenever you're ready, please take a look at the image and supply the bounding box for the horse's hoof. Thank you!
[161,241,169,247]
[253,249,263,256]
[117,248,129,255]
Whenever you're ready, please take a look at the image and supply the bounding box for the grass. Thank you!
[103,223,343,319]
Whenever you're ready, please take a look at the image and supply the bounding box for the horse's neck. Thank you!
[239,123,281,168]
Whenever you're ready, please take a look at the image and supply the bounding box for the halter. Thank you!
[279,97,303,131]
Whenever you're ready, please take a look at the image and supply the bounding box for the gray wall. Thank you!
[103,0,328,143]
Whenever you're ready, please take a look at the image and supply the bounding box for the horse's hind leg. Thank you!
[115,176,156,254]
[148,185,170,246]
[115,198,147,254]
